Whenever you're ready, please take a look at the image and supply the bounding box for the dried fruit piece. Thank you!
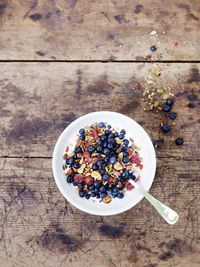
[66,169,73,175]
[85,176,94,185]
[130,155,140,165]
[102,195,112,203]
[114,162,123,170]
[74,174,84,184]
[91,171,102,180]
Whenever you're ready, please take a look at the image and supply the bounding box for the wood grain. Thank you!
[0,157,200,266]
[0,62,199,159]
[0,0,199,60]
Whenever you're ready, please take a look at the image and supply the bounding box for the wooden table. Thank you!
[0,1,200,266]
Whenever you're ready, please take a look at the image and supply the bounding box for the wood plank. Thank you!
[0,0,199,60]
[0,62,200,159]
[0,157,200,266]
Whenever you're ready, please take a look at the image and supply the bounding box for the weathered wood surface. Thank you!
[0,157,200,267]
[0,63,199,159]
[0,62,200,266]
[0,0,199,60]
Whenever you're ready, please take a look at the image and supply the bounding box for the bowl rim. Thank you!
[52,111,156,216]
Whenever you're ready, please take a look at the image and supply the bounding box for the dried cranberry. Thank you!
[130,155,140,165]
[85,176,94,185]
[74,174,84,184]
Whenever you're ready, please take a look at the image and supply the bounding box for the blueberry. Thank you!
[123,152,128,157]
[113,187,119,193]
[166,98,174,106]
[105,130,111,136]
[113,181,118,186]
[97,160,103,167]
[162,124,170,133]
[123,146,129,152]
[103,141,108,147]
[94,181,100,188]
[117,176,122,181]
[102,163,106,168]
[78,184,83,189]
[96,194,100,199]
[99,186,106,193]
[73,162,80,169]
[91,192,96,197]
[73,153,78,159]
[114,132,118,137]
[100,193,106,198]
[107,143,113,149]
[103,148,111,156]
[109,157,117,165]
[123,139,129,146]
[163,104,171,112]
[130,174,136,180]
[175,138,183,146]
[108,138,115,144]
[100,135,107,142]
[97,140,102,145]
[103,174,109,180]
[92,163,98,170]
[96,146,103,152]
[169,112,177,119]
[88,184,94,191]
[104,156,109,163]
[108,133,114,138]
[94,188,99,194]
[98,122,105,128]
[107,125,111,129]
[150,45,156,52]
[100,169,105,175]
[66,157,74,165]
[85,194,90,199]
[66,175,74,183]
[79,128,85,134]
[79,191,85,198]
[107,189,112,195]
[79,135,85,140]
[73,181,77,186]
[123,157,129,164]
[122,171,128,179]
[117,192,124,198]
[88,145,95,153]
[111,193,117,198]
[116,143,121,149]
[119,184,125,190]
[119,134,124,139]
[75,147,82,153]
[120,129,126,134]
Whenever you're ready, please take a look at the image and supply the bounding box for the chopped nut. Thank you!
[63,153,68,160]
[114,162,123,170]
[102,195,112,203]
[91,171,102,180]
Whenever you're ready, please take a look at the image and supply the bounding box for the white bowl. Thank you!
[52,111,156,216]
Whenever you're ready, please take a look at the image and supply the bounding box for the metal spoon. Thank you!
[129,180,179,225]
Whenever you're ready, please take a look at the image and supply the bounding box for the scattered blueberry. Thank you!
[169,112,177,119]
[130,174,136,180]
[92,163,98,170]
[88,145,95,153]
[79,135,85,140]
[113,187,119,193]
[108,138,115,144]
[119,133,124,139]
[73,162,80,169]
[150,45,156,52]
[104,156,109,163]
[117,192,124,198]
[163,104,171,112]
[120,129,126,134]
[73,181,77,186]
[123,157,129,164]
[94,181,100,188]
[88,184,95,190]
[66,157,74,165]
[107,189,112,195]
[96,146,103,152]
[73,153,78,159]
[123,139,129,146]
[103,174,109,180]
[79,128,85,134]
[78,184,83,189]
[162,124,170,133]
[100,169,106,175]
[102,162,106,168]
[103,148,111,156]
[74,147,82,153]
[94,188,99,194]
[114,132,118,137]
[122,171,128,179]
[109,157,117,165]
[105,130,111,136]
[100,135,107,141]
[108,133,114,138]
[98,122,105,128]
[107,125,111,129]
[123,152,128,157]
[175,138,183,146]
[99,186,106,193]
[103,141,108,147]
[97,140,102,145]
[66,176,74,183]
[91,192,96,197]
[85,194,90,199]
[96,194,100,199]
[79,191,85,198]
[107,143,113,149]
[97,160,103,167]
[166,98,174,106]
[100,193,106,198]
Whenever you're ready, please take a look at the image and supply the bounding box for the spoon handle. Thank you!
[129,180,179,225]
